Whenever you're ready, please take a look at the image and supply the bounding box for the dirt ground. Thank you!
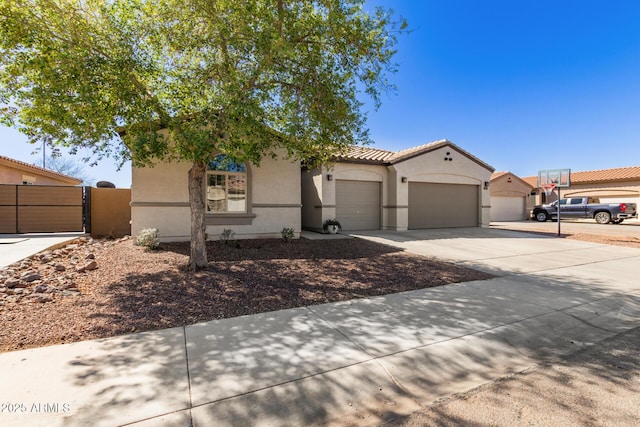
[0,237,494,353]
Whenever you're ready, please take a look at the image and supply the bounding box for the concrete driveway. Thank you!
[1,227,639,426]
[491,218,640,237]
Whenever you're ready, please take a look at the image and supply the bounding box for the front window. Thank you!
[206,154,247,213]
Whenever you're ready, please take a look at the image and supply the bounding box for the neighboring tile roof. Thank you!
[522,165,640,187]
[0,155,83,184]
[336,139,494,171]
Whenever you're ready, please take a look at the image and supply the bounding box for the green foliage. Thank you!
[0,0,406,168]
[281,227,295,242]
[220,229,235,245]
[135,228,159,250]
[0,1,405,267]
[322,219,342,231]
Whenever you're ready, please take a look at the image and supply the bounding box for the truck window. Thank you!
[570,199,583,205]
[559,199,567,205]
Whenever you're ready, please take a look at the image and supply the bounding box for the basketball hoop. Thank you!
[541,183,556,196]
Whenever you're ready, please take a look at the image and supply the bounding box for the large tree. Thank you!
[0,0,406,269]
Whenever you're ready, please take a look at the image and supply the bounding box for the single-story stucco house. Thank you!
[131,140,494,241]
[522,166,640,208]
[489,172,535,221]
[302,140,494,232]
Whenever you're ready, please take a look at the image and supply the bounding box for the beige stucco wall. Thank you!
[131,153,301,241]
[490,172,536,219]
[0,164,79,185]
[391,145,493,229]
[301,144,494,231]
[301,163,388,231]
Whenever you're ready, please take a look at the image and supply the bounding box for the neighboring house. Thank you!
[489,172,535,221]
[523,166,640,209]
[302,140,495,232]
[0,155,82,185]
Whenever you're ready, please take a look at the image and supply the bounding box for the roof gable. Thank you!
[491,171,534,189]
[335,140,494,172]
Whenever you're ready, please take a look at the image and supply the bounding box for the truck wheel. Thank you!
[535,211,548,222]
[594,211,611,224]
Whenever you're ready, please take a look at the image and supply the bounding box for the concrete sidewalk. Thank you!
[1,229,639,426]
[0,233,85,269]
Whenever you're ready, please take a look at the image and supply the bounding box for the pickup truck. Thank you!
[532,197,638,224]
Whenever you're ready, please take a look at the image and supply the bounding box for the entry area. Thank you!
[408,182,479,228]
[336,180,381,231]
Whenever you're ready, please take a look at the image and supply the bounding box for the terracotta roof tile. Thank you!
[336,140,494,171]
[522,165,640,187]
[336,146,395,163]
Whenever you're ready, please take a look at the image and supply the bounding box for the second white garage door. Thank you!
[491,196,526,221]
[336,180,381,231]
[409,182,479,229]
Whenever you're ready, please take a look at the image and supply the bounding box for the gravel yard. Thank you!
[0,236,494,353]
[2,228,636,354]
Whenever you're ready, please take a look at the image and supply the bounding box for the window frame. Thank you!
[204,155,255,225]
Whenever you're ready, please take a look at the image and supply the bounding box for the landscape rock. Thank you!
[30,293,53,303]
[84,260,98,271]
[34,284,49,293]
[21,273,41,283]
[85,253,95,260]
[5,278,22,289]
[55,264,66,272]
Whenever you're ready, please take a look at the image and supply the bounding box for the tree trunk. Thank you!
[188,160,208,270]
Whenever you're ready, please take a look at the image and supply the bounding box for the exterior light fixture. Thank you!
[401,177,408,183]
[327,174,333,181]
[484,181,490,189]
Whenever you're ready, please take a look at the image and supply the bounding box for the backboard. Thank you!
[538,169,571,188]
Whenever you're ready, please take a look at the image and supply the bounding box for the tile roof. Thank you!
[491,171,535,189]
[522,165,640,187]
[336,140,494,171]
[0,155,83,184]
[335,145,395,163]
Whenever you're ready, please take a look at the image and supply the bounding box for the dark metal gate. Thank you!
[0,184,90,233]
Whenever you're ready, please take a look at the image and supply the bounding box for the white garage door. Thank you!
[409,183,479,229]
[336,180,381,231]
[491,196,526,221]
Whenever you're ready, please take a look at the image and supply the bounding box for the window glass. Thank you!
[206,155,247,213]
[559,199,567,205]
[570,198,583,205]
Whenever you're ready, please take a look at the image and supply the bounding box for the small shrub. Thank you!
[322,219,342,231]
[136,228,160,250]
[220,228,235,245]
[281,227,295,242]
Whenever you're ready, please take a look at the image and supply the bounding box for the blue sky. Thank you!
[2,0,640,187]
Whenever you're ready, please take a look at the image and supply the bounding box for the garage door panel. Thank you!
[491,196,525,221]
[409,183,478,229]
[336,180,380,231]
